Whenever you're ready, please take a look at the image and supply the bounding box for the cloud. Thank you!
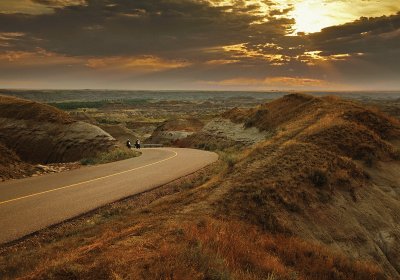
[0,0,290,58]
[309,13,400,56]
[205,76,336,89]
[32,0,87,7]
[85,55,191,72]
[0,0,399,89]
[0,49,83,68]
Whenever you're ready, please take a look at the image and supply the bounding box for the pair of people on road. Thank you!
[126,139,140,149]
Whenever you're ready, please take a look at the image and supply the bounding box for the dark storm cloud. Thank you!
[309,12,400,56]
[0,0,292,59]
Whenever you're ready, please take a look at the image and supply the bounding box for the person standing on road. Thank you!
[135,139,141,149]
[126,139,132,149]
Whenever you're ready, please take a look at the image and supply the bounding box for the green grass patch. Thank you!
[48,101,107,110]
[80,148,140,165]
[48,99,149,110]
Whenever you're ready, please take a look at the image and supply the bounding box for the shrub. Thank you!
[354,144,376,162]
[309,169,328,188]
[80,158,96,165]
[220,152,238,169]
[364,154,375,167]
[393,149,400,160]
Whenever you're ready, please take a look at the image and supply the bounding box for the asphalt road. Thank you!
[0,148,218,244]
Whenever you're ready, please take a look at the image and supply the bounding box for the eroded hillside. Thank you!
[0,95,117,180]
[218,94,400,276]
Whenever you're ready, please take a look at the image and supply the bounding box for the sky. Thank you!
[0,0,399,91]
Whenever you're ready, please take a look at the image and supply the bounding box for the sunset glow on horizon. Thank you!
[0,0,399,90]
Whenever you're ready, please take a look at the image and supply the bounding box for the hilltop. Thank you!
[0,95,118,180]
[0,95,74,124]
[1,93,400,279]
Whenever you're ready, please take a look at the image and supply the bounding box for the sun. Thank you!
[289,0,400,35]
[290,1,339,34]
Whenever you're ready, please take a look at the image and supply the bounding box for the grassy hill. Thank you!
[1,93,399,279]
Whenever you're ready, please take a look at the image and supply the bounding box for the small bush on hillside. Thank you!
[354,144,376,166]
[80,148,139,165]
[364,154,375,167]
[223,154,238,169]
[221,186,288,233]
[393,149,400,160]
[197,142,217,151]
[309,169,328,188]
[80,158,96,165]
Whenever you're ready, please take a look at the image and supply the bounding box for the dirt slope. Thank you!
[0,95,117,177]
[219,93,400,276]
[0,143,36,180]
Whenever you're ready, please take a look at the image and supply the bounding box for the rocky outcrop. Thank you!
[176,117,273,150]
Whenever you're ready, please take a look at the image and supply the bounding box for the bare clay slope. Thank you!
[0,95,117,178]
[220,93,400,276]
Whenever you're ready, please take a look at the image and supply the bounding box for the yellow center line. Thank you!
[0,150,178,206]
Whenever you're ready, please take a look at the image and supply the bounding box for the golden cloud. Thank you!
[0,49,81,66]
[0,32,25,47]
[0,50,191,73]
[85,56,191,72]
[296,51,362,66]
[223,43,290,65]
[203,76,343,90]
[0,0,86,15]
[204,59,240,65]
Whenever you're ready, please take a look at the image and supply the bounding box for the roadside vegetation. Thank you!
[80,147,141,165]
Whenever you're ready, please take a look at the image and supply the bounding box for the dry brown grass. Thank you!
[224,93,319,131]
[217,94,400,227]
[214,93,400,277]
[0,143,35,180]
[0,216,383,280]
[179,218,384,280]
[219,140,369,233]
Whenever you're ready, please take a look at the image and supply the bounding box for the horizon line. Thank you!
[1,88,400,93]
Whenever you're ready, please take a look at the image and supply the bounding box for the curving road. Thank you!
[0,148,218,244]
